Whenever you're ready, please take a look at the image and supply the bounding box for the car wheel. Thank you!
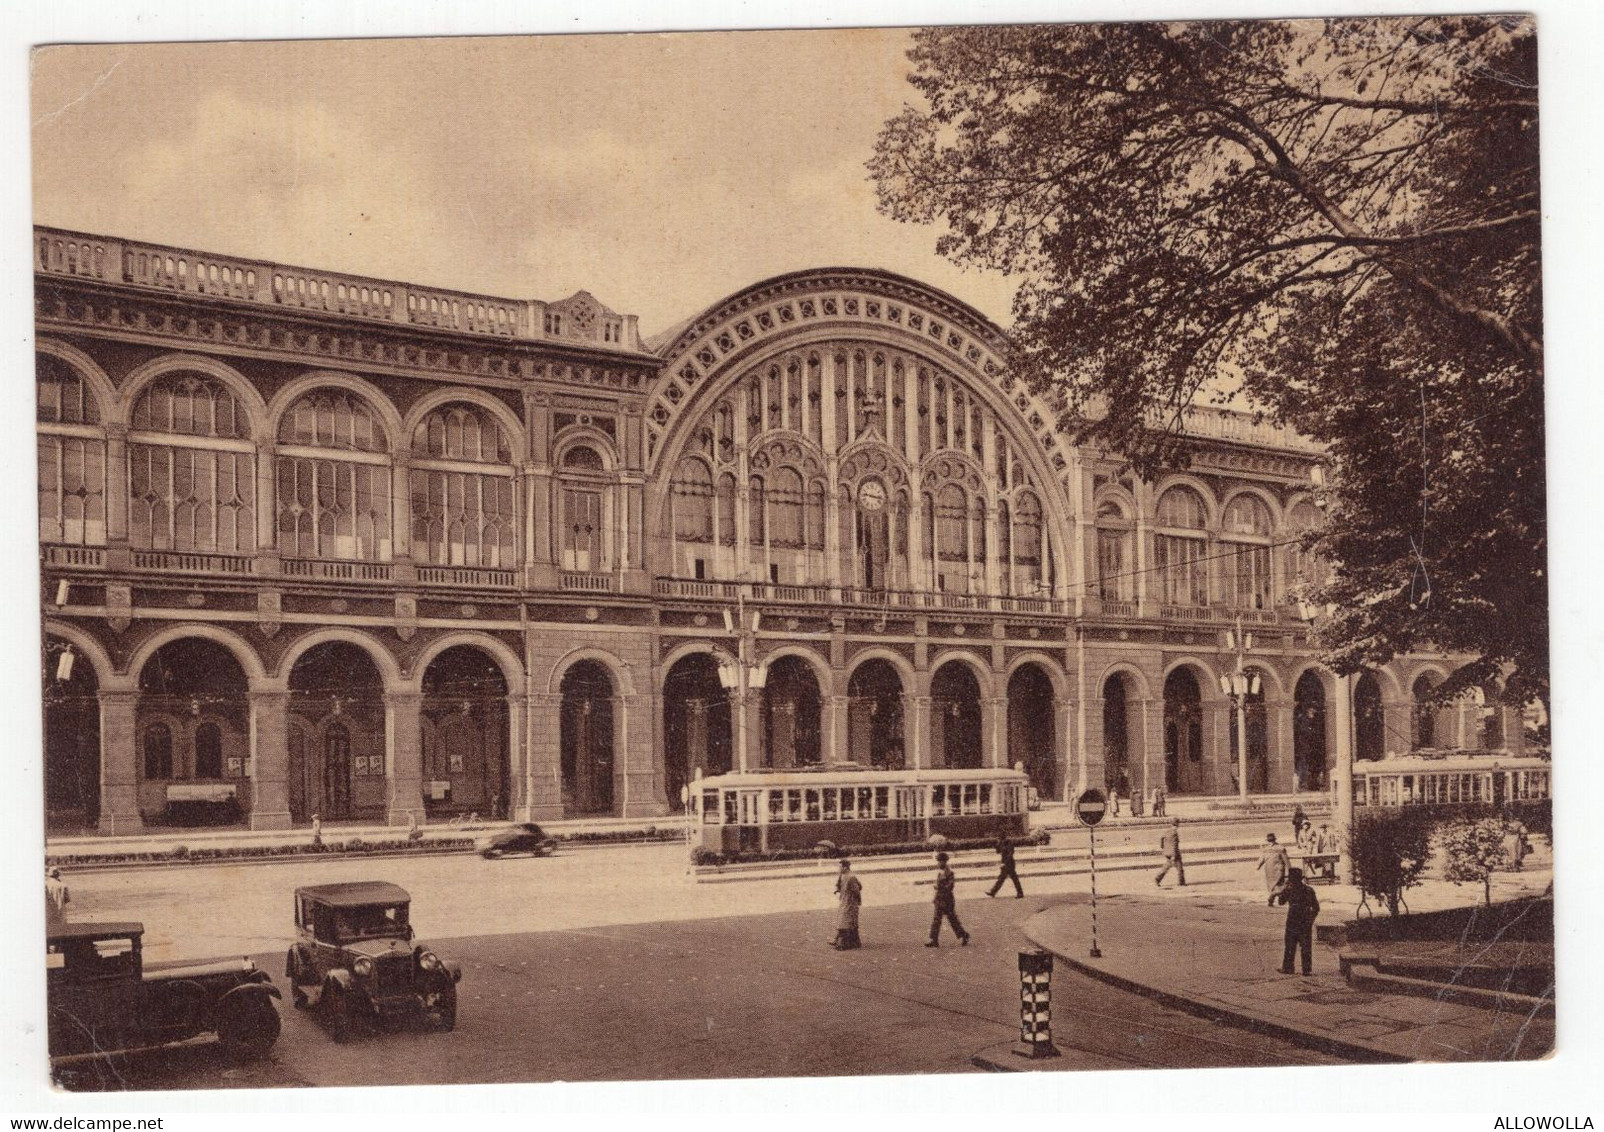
[429,983,457,1033]
[286,950,309,1009]
[218,994,281,1061]
[321,984,352,1044]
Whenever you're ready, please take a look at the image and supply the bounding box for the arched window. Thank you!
[194,721,223,779]
[771,467,804,549]
[143,723,173,780]
[410,403,518,568]
[1014,491,1043,590]
[749,477,766,545]
[1285,501,1326,592]
[671,457,714,544]
[558,446,609,574]
[806,480,827,551]
[561,445,604,471]
[1095,497,1133,602]
[718,474,737,547]
[276,389,391,561]
[130,372,255,554]
[1220,494,1274,610]
[37,355,107,546]
[935,484,967,561]
[1154,486,1209,607]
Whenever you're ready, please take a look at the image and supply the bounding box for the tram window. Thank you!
[768,792,784,823]
[839,789,855,820]
[823,789,838,820]
[787,790,804,822]
[874,787,889,818]
[980,785,993,814]
[806,789,821,822]
[858,787,874,817]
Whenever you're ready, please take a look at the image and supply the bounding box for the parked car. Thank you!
[47,921,281,1063]
[478,822,557,859]
[285,882,460,1042]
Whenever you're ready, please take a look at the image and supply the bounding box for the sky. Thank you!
[30,32,1026,338]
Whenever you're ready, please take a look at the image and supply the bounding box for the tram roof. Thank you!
[694,766,1030,788]
[1356,754,1551,773]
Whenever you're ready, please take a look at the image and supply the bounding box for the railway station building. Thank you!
[35,227,1527,832]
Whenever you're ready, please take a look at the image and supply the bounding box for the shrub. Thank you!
[170,845,189,859]
[814,840,840,858]
[691,846,726,867]
[925,834,950,849]
[1439,817,1515,906]
[1349,808,1435,916]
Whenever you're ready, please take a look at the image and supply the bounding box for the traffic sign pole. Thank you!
[1075,788,1108,959]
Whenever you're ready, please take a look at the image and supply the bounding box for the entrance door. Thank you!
[563,489,602,572]
[323,723,352,819]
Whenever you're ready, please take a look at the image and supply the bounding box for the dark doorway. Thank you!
[763,656,822,769]
[560,661,615,815]
[44,642,100,831]
[1355,672,1385,761]
[1163,667,1205,794]
[1228,668,1270,794]
[931,661,983,769]
[847,659,903,768]
[422,646,511,819]
[1294,671,1329,792]
[288,642,387,822]
[663,653,731,809]
[1009,665,1057,798]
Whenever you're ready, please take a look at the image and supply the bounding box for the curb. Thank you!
[1021,913,1409,1066]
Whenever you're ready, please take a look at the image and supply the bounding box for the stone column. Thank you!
[620,693,664,818]
[385,691,425,826]
[986,695,1006,768]
[97,688,143,833]
[742,690,764,770]
[525,692,565,820]
[828,694,849,764]
[769,700,797,769]
[248,688,292,830]
[1269,697,1295,794]
[1332,674,1356,883]
[1058,697,1077,802]
[911,695,931,770]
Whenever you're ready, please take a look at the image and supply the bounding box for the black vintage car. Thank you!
[478,822,557,859]
[285,882,460,1042]
[47,922,281,1063]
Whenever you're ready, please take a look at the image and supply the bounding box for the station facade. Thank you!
[35,227,1524,832]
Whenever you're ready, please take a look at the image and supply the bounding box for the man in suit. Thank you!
[1275,867,1321,974]
[1256,832,1291,905]
[1154,818,1186,887]
[986,834,1024,898]
[926,852,970,947]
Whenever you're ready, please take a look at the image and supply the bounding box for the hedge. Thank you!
[47,837,478,869]
[691,828,1051,867]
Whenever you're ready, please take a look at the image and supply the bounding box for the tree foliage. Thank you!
[1438,816,1516,906]
[1349,808,1434,916]
[871,18,1544,706]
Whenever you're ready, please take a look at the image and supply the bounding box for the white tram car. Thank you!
[1351,753,1550,810]
[692,765,1031,854]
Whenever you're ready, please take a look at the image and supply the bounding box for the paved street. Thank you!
[52,831,1344,1090]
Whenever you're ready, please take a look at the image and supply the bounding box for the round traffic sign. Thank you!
[1075,788,1108,827]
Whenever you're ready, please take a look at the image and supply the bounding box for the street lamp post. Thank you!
[719,599,767,774]
[1219,617,1259,804]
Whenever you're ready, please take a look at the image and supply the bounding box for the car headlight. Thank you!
[353,957,375,978]
[417,950,442,971]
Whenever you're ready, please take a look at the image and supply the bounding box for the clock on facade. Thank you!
[858,479,887,512]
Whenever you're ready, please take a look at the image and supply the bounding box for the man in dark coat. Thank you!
[1275,867,1321,975]
[926,852,970,947]
[986,834,1024,898]
[1154,817,1186,886]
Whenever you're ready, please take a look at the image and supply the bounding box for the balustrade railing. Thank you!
[42,545,106,569]
[560,571,614,593]
[131,550,254,575]
[282,559,395,582]
[419,565,517,588]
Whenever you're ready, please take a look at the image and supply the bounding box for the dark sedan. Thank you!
[478,823,557,859]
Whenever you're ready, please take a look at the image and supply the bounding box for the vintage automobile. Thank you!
[284,881,460,1042]
[478,822,557,859]
[47,921,282,1063]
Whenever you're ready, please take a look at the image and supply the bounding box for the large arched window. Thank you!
[276,389,391,561]
[935,483,968,562]
[771,467,805,549]
[130,372,255,554]
[1013,491,1043,590]
[37,354,107,546]
[559,445,610,573]
[1284,501,1326,593]
[1154,486,1209,607]
[1220,494,1274,610]
[671,457,714,544]
[410,403,517,567]
[1095,497,1133,603]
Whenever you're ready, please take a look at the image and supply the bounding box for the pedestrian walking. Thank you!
[1154,817,1186,887]
[1109,781,1121,816]
[1152,786,1167,817]
[986,834,1024,898]
[832,859,863,949]
[1291,804,1309,848]
[926,852,969,947]
[45,867,70,929]
[1116,772,1131,817]
[1274,867,1321,974]
[1256,832,1290,905]
[311,812,323,849]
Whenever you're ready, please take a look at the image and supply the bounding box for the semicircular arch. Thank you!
[548,647,636,697]
[402,388,526,460]
[1096,661,1153,701]
[126,623,267,684]
[122,353,270,443]
[36,338,119,425]
[841,647,917,699]
[1004,653,1069,698]
[408,632,526,692]
[272,627,402,687]
[43,621,119,688]
[265,370,406,452]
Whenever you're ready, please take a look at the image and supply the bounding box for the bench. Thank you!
[1298,851,1339,884]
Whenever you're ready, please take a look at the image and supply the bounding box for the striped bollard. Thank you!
[1015,949,1061,1060]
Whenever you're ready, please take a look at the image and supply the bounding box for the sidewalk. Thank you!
[1015,857,1555,1065]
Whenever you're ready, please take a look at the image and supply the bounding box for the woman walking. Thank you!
[832,859,863,949]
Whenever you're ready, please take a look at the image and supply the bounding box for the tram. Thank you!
[1351,753,1550,809]
[692,765,1031,854]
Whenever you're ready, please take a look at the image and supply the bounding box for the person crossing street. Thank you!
[1154,817,1186,887]
[926,852,970,947]
[986,834,1024,898]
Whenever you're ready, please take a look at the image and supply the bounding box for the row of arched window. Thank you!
[1095,485,1324,610]
[38,356,597,572]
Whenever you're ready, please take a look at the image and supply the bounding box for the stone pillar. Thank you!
[828,694,849,764]
[1383,699,1412,757]
[986,695,1006,768]
[1058,697,1077,802]
[620,693,663,818]
[385,692,425,826]
[770,700,797,770]
[742,690,763,771]
[685,699,709,775]
[911,695,931,770]
[1269,697,1294,794]
[1139,696,1163,801]
[1332,674,1356,884]
[525,692,564,820]
[1503,703,1526,754]
[97,688,143,833]
[248,688,292,829]
[506,693,527,818]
